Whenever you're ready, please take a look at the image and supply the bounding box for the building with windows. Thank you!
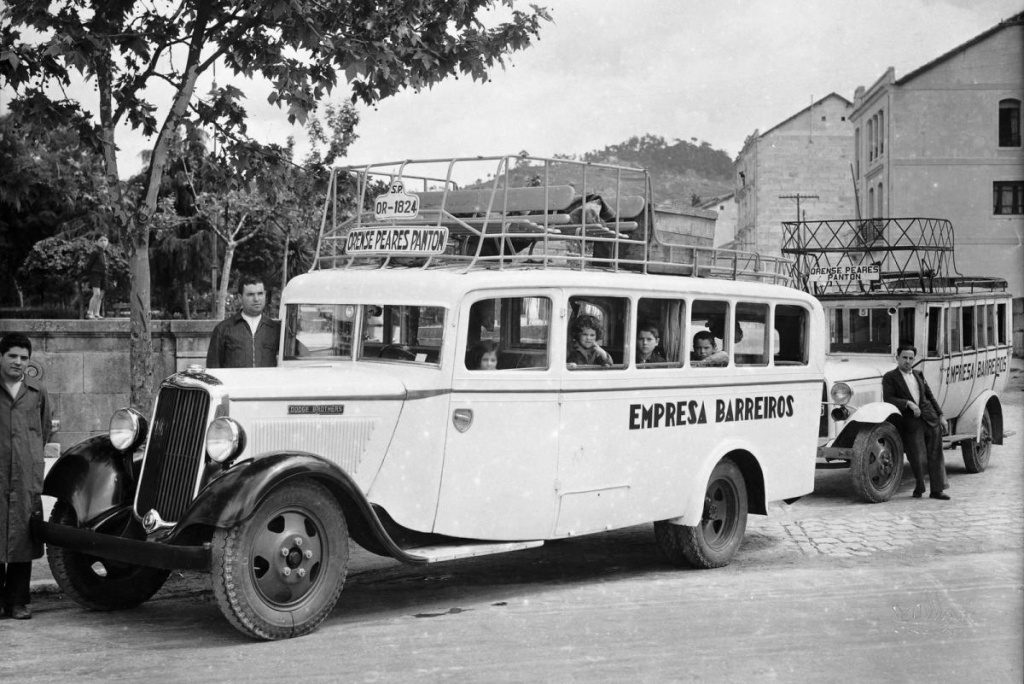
[850,12,1023,336]
[733,93,855,257]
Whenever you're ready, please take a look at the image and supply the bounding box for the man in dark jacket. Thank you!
[206,275,280,368]
[882,343,948,500]
[1,333,52,620]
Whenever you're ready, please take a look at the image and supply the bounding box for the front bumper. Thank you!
[32,519,211,571]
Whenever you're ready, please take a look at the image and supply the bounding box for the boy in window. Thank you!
[691,331,728,366]
[636,323,666,364]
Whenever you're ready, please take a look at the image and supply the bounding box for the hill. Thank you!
[572,134,735,206]
[474,134,735,207]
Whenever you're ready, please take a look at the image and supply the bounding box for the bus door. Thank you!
[555,294,641,537]
[924,304,948,406]
[435,294,560,540]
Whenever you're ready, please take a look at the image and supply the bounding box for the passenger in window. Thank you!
[691,331,727,366]
[567,315,613,368]
[636,323,666,364]
[467,340,500,370]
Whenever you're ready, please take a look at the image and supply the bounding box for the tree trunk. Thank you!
[215,241,236,320]
[182,282,192,320]
[128,218,155,412]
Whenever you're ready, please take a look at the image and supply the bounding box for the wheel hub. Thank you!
[252,514,324,605]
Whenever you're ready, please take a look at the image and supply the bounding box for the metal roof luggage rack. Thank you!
[311,155,793,286]
[781,217,1007,295]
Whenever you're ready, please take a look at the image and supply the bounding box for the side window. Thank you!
[735,302,769,366]
[689,300,730,367]
[997,303,1008,345]
[636,298,685,367]
[774,304,809,365]
[985,304,997,348]
[962,305,975,350]
[465,296,551,370]
[567,296,628,370]
[897,307,915,348]
[926,306,943,358]
[975,304,987,348]
[948,306,962,353]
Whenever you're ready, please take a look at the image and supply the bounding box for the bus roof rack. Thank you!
[780,217,1007,295]
[311,155,793,286]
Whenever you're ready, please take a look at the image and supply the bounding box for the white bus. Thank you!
[39,155,826,639]
[783,217,1012,501]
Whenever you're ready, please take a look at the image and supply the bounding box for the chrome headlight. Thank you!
[830,382,853,406]
[206,417,246,464]
[109,408,146,451]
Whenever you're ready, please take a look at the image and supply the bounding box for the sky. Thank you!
[5,0,1021,176]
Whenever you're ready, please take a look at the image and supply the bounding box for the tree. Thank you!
[0,105,112,307]
[2,1,550,411]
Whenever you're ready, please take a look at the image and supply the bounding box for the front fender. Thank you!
[834,402,901,446]
[956,391,1003,445]
[173,452,427,565]
[43,435,133,526]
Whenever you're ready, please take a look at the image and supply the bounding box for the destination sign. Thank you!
[345,226,449,255]
[808,264,880,284]
[374,181,420,220]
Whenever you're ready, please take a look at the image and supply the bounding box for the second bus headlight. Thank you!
[829,382,853,406]
[206,417,245,464]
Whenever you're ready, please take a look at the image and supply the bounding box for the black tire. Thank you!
[654,458,748,569]
[850,423,904,503]
[847,421,905,501]
[961,408,992,473]
[211,480,349,640]
[46,501,169,610]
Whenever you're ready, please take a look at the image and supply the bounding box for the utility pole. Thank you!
[779,192,819,222]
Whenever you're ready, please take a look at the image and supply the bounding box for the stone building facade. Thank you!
[733,93,855,256]
[850,12,1024,312]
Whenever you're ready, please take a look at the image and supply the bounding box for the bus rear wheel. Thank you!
[961,409,992,473]
[655,458,748,569]
[850,423,903,503]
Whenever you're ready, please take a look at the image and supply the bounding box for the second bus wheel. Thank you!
[850,423,904,503]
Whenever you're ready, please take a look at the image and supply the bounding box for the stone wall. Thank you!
[0,319,217,448]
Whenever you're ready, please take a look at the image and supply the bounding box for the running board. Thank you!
[403,540,544,563]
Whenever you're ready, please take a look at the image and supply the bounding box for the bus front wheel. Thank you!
[850,423,903,503]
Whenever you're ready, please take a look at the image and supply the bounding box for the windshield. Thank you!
[284,303,446,364]
[827,306,892,354]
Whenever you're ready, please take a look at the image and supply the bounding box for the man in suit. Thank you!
[882,343,949,500]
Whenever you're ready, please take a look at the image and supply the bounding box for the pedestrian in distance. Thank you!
[84,234,109,319]
[206,275,281,368]
[882,343,949,500]
[0,333,52,620]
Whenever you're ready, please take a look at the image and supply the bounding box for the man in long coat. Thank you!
[1,333,52,620]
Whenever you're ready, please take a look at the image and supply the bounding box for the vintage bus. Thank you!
[783,218,1012,502]
[37,155,826,639]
